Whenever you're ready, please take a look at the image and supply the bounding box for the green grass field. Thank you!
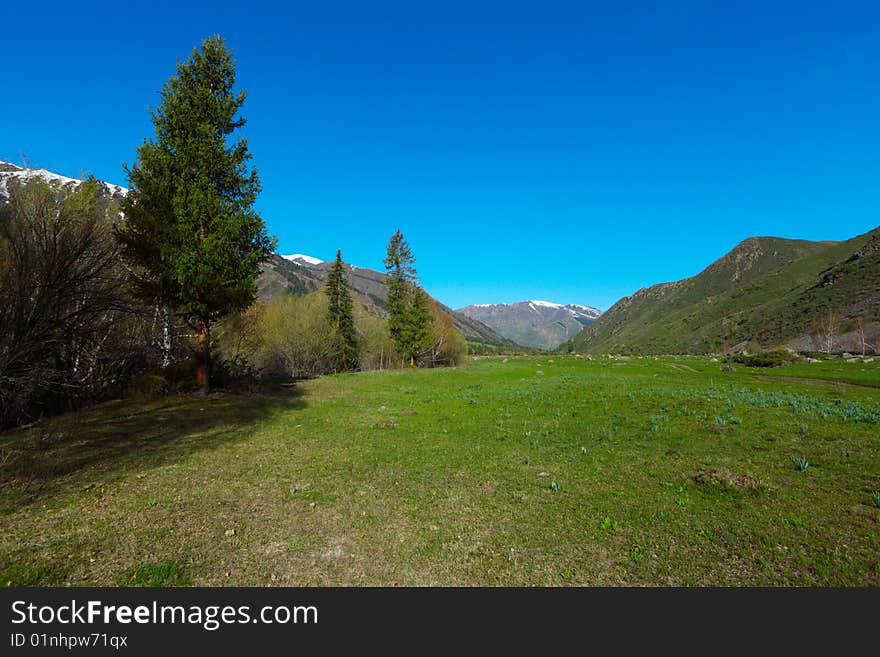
[2,355,878,586]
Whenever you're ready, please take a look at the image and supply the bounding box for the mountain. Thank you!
[0,160,127,200]
[458,300,602,350]
[282,254,323,266]
[1,160,515,350]
[259,254,517,350]
[563,228,880,354]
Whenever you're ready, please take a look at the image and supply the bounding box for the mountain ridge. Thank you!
[0,160,128,200]
[563,228,880,354]
[458,300,602,350]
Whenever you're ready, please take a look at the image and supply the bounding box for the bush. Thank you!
[726,350,801,368]
[421,300,468,367]
[358,313,397,370]
[216,291,469,378]
[216,293,340,379]
[124,373,169,399]
[0,177,158,426]
[162,357,202,392]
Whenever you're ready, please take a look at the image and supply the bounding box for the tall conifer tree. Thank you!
[117,36,274,394]
[383,229,416,363]
[382,229,432,365]
[325,249,359,371]
[402,287,434,365]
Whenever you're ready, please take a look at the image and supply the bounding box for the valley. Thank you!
[2,355,878,586]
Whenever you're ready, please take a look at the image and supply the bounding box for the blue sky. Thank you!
[3,1,879,310]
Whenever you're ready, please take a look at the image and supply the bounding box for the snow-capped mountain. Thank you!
[281,254,323,266]
[0,160,128,200]
[457,300,602,350]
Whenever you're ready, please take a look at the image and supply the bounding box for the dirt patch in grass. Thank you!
[692,468,764,490]
[666,363,698,373]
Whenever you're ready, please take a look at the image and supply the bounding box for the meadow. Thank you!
[1,355,878,586]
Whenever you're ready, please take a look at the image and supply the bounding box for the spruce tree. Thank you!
[117,35,274,394]
[383,229,417,364]
[401,287,434,365]
[325,249,359,371]
[382,230,433,366]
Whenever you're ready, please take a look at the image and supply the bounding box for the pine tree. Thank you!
[116,35,275,394]
[325,249,359,371]
[383,229,418,364]
[401,287,434,365]
[382,230,434,366]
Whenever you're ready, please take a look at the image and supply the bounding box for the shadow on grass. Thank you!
[0,383,307,513]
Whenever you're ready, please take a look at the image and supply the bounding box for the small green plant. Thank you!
[799,424,809,435]
[550,481,560,491]
[872,491,880,508]
[792,456,810,472]
[146,499,158,508]
[600,516,619,531]
[580,446,588,455]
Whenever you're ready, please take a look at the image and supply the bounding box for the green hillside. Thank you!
[564,227,880,354]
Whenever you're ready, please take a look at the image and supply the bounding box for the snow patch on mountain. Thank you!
[282,254,323,266]
[0,161,128,199]
[563,303,602,319]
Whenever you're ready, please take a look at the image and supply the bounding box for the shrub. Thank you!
[124,373,169,399]
[358,313,397,370]
[254,293,340,378]
[0,177,158,426]
[422,300,468,367]
[726,350,801,368]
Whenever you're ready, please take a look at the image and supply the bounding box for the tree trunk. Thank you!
[162,307,172,368]
[197,319,211,395]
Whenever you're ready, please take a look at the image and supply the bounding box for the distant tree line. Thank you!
[214,232,467,381]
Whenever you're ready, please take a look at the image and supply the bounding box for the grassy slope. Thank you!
[568,228,880,353]
[2,357,878,586]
